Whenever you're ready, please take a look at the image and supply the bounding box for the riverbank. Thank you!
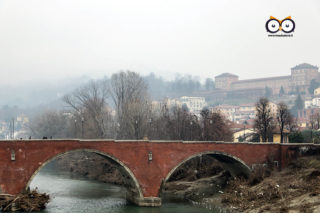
[52,151,320,212]
[52,152,124,185]
[162,170,231,201]
[220,156,320,212]
[162,156,320,212]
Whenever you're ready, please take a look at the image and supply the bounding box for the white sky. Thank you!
[0,0,320,85]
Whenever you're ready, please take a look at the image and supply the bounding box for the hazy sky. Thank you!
[1,0,320,85]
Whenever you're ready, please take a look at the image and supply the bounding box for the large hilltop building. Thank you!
[215,63,319,95]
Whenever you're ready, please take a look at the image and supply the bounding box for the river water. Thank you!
[26,170,222,213]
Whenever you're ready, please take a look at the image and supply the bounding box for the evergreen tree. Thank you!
[288,132,304,143]
[295,94,304,110]
[205,78,215,90]
[279,86,285,97]
[308,79,320,95]
[291,94,304,117]
[265,87,272,98]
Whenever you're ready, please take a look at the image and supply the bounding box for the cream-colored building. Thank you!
[312,97,320,107]
[180,96,207,114]
[215,73,239,90]
[314,87,320,96]
[239,103,256,112]
[163,98,182,109]
[231,76,291,94]
[213,105,239,121]
[305,100,312,109]
[303,96,320,108]
[16,115,29,123]
[215,63,319,95]
[214,102,277,122]
[269,102,278,115]
[233,128,255,142]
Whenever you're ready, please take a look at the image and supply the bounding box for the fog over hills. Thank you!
[0,76,93,109]
[0,72,207,111]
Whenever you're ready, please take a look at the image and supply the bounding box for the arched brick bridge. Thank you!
[0,140,317,206]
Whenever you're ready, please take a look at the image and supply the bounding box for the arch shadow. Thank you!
[161,151,252,196]
[26,149,143,202]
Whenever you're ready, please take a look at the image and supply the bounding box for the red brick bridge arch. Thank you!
[162,151,252,185]
[0,140,316,206]
[25,149,144,203]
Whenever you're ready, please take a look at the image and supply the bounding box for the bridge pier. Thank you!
[126,191,161,207]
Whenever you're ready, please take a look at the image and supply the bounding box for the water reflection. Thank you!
[27,171,217,213]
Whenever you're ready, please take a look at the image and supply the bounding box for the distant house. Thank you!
[258,127,290,143]
[305,98,312,109]
[312,97,320,107]
[304,94,320,109]
[239,103,255,112]
[233,128,255,142]
[314,87,320,96]
[298,108,320,128]
[272,128,290,143]
[213,104,239,121]
[180,96,207,115]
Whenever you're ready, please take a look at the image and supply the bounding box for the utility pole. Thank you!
[190,121,193,140]
[74,119,77,138]
[12,118,14,139]
[9,121,11,139]
[135,120,138,140]
[81,117,84,138]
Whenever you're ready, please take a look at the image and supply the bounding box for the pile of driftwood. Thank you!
[0,190,49,212]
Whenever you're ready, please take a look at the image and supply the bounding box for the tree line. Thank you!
[27,71,229,141]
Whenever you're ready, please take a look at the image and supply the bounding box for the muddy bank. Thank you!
[162,170,231,201]
[163,155,320,213]
[221,156,320,213]
[162,155,234,211]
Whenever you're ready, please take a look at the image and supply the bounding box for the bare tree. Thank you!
[255,98,273,142]
[315,112,320,129]
[147,104,171,140]
[110,71,150,139]
[147,106,232,141]
[121,99,151,139]
[201,108,233,141]
[308,111,320,130]
[276,102,292,143]
[309,113,316,130]
[27,110,70,139]
[169,107,200,141]
[63,79,112,138]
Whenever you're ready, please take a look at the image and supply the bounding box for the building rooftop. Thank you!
[180,96,205,100]
[215,104,239,109]
[215,73,238,78]
[291,63,318,70]
[232,75,290,84]
[239,103,255,107]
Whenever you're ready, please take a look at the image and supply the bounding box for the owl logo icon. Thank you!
[266,16,295,34]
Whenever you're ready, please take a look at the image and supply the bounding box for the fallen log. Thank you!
[0,189,49,212]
